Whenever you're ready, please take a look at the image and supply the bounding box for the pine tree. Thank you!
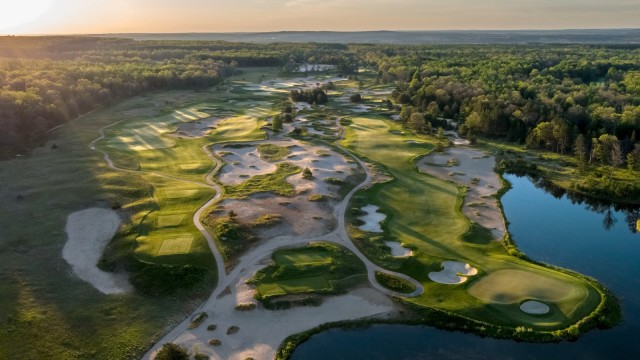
[573,134,588,172]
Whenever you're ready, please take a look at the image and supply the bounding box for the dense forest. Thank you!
[357,45,640,170]
[2,36,640,170]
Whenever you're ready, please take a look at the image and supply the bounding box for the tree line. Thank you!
[358,44,640,170]
[0,36,357,158]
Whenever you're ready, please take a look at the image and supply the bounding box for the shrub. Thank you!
[235,303,257,311]
[375,272,416,293]
[155,343,189,360]
[188,312,208,329]
[129,261,211,296]
[208,339,221,346]
[227,326,240,335]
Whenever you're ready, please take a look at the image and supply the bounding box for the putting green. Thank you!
[468,269,586,305]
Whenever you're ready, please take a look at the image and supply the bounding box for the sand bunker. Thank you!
[215,146,277,185]
[520,300,550,315]
[358,205,386,233]
[62,208,132,294]
[428,261,478,285]
[385,241,412,257]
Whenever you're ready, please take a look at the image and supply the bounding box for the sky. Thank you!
[1,0,639,34]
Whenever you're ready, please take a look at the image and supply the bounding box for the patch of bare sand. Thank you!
[62,208,132,294]
[214,145,277,186]
[418,145,506,240]
[385,241,412,257]
[220,193,334,240]
[428,261,478,285]
[215,139,356,196]
[160,280,394,360]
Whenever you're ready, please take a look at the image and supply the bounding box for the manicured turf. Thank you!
[342,115,599,329]
[251,243,367,299]
[274,250,333,266]
[258,276,331,296]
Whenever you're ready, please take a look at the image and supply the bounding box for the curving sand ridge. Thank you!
[62,208,132,294]
[429,261,478,284]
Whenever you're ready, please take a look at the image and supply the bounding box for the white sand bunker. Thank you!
[429,261,478,284]
[62,208,132,294]
[385,241,412,257]
[358,205,386,233]
[520,300,550,315]
[215,146,277,185]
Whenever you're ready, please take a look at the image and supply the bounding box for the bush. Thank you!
[375,272,416,293]
[129,261,211,296]
[208,339,221,346]
[155,343,189,360]
[235,303,257,311]
[188,312,208,329]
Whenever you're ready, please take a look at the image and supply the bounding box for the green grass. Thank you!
[250,242,366,299]
[0,89,238,359]
[257,143,290,162]
[375,272,417,294]
[253,213,283,227]
[341,115,600,330]
[224,162,301,198]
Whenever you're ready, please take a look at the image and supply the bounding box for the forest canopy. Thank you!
[1,36,639,163]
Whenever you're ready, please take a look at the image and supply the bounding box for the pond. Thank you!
[292,174,640,360]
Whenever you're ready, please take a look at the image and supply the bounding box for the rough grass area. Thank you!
[375,272,417,294]
[249,242,366,300]
[0,88,249,359]
[257,143,290,162]
[224,162,302,198]
[342,115,602,330]
[205,214,258,266]
[253,213,283,227]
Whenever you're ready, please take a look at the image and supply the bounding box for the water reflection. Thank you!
[512,173,639,233]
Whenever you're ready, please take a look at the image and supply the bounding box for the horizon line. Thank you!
[3,27,640,37]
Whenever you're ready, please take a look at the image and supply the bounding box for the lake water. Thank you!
[292,174,640,360]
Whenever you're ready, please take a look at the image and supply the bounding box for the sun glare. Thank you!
[0,0,53,32]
